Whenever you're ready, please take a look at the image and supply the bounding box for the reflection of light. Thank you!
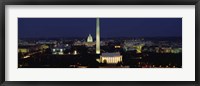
[60,49,63,52]
[23,55,30,59]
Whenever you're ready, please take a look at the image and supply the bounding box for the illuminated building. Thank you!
[18,45,40,54]
[160,47,172,53]
[84,34,95,47]
[52,48,64,55]
[36,40,56,44]
[74,41,84,46]
[171,48,182,53]
[99,52,122,64]
[123,40,144,53]
[96,18,100,54]
[18,45,41,59]
[66,50,79,55]
[87,34,93,42]
[154,47,182,53]
[40,45,49,50]
[73,50,79,55]
[114,45,121,48]
[18,48,29,53]
[52,44,69,55]
[74,50,77,55]
[133,44,144,53]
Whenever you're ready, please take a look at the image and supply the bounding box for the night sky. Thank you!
[18,18,182,38]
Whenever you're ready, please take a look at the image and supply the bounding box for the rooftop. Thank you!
[101,52,121,57]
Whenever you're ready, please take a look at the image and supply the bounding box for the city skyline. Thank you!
[18,18,182,38]
[18,18,182,68]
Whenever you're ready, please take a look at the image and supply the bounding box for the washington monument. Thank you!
[96,18,100,54]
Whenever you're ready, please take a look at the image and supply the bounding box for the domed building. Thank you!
[87,34,93,42]
[84,34,95,47]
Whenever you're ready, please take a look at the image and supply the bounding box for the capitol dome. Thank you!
[87,34,93,42]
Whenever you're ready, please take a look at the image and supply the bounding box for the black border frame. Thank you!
[0,0,200,86]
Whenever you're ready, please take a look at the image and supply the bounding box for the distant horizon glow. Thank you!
[18,18,182,39]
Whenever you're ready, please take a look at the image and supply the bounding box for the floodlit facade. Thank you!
[96,18,100,54]
[85,34,95,47]
[100,52,122,64]
[87,34,93,42]
[52,48,64,55]
[52,44,70,55]
[123,40,144,53]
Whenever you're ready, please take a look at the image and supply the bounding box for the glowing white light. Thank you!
[74,50,77,55]
[87,34,93,42]
[53,49,55,52]
[96,18,100,54]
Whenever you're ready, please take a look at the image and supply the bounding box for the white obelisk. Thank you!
[96,18,100,54]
